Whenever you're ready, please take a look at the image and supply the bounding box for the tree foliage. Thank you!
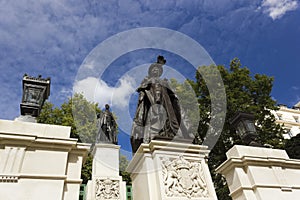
[285,134,300,159]
[81,154,93,184]
[184,58,285,200]
[37,93,127,184]
[119,155,132,184]
[169,79,200,139]
[37,93,101,142]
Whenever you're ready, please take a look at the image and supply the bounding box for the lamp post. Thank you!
[230,112,262,146]
[20,74,51,119]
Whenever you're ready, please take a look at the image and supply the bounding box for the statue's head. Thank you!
[148,55,165,77]
[148,64,163,77]
[105,104,110,110]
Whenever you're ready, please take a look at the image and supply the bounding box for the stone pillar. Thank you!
[0,119,90,200]
[126,140,218,200]
[217,145,300,200]
[86,144,126,200]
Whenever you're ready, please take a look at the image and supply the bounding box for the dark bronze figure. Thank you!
[130,56,183,153]
[97,104,118,144]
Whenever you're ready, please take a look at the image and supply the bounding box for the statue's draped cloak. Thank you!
[131,76,181,153]
[97,110,117,144]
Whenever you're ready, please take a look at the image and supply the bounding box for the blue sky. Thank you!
[0,0,299,154]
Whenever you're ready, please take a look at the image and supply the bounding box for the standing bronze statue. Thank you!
[97,104,118,144]
[130,56,184,153]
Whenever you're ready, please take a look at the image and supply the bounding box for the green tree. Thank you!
[184,58,285,200]
[119,155,132,184]
[37,93,101,141]
[285,134,300,159]
[81,154,93,184]
[169,79,200,140]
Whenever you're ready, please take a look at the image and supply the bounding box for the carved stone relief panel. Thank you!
[95,178,120,200]
[161,155,209,199]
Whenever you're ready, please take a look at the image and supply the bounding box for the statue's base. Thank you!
[86,144,126,200]
[14,115,37,123]
[126,140,218,200]
[152,135,194,143]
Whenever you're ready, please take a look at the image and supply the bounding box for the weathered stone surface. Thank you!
[217,145,300,200]
[127,140,218,200]
[86,144,126,200]
[0,119,90,200]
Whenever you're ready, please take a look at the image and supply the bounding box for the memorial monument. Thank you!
[97,104,117,144]
[127,56,218,200]
[86,104,126,200]
[130,55,190,153]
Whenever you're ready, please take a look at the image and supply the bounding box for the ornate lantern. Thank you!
[230,112,260,146]
[20,74,51,117]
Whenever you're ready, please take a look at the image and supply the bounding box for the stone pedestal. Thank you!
[216,145,300,200]
[126,140,218,200]
[0,119,90,200]
[86,144,126,200]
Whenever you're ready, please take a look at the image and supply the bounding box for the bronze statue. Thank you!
[97,104,117,144]
[130,56,183,153]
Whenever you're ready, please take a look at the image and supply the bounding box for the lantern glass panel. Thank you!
[236,121,246,137]
[23,86,45,106]
[25,88,40,104]
[245,120,256,132]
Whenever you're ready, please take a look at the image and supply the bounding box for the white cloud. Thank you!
[56,87,73,101]
[292,86,299,90]
[0,0,298,121]
[73,75,136,109]
[261,0,298,20]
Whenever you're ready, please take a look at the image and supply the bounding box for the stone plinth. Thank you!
[0,119,90,200]
[86,144,126,200]
[126,140,218,200]
[217,145,300,200]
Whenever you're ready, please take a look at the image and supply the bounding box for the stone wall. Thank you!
[0,119,90,200]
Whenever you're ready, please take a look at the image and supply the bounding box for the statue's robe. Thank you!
[97,110,117,144]
[130,76,181,153]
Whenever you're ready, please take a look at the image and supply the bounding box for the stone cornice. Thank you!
[276,119,300,127]
[0,119,71,139]
[279,107,300,115]
[0,132,90,152]
[216,155,300,175]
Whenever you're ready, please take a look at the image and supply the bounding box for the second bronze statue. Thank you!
[97,104,118,144]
